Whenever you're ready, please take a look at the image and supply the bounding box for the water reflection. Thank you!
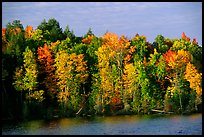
[23,120,44,130]
[58,118,79,128]
[2,113,202,135]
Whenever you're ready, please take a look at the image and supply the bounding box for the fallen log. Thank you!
[151,109,174,114]
[152,109,165,113]
[76,107,83,115]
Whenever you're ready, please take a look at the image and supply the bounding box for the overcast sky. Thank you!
[2,2,202,45]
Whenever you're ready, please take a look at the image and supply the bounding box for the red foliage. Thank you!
[162,49,176,65]
[192,38,198,45]
[2,28,7,53]
[110,95,122,110]
[37,44,57,96]
[181,32,186,39]
[181,32,190,41]
[2,28,6,36]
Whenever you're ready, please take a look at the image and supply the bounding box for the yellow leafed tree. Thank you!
[55,50,88,112]
[184,63,202,96]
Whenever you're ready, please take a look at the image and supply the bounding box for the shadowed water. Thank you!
[2,113,202,135]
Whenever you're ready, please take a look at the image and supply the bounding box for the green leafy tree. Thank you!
[84,28,94,38]
[153,35,169,53]
[64,25,75,40]
[6,20,24,32]
[13,46,44,121]
[4,20,25,65]
[146,49,165,109]
[131,34,148,61]
[37,18,64,42]
[30,29,46,47]
[134,59,153,114]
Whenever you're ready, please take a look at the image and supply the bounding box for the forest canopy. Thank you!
[2,18,202,121]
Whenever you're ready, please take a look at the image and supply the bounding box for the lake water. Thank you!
[2,113,202,135]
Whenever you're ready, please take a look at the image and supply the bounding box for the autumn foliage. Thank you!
[37,43,57,99]
[181,32,190,41]
[2,19,202,120]
[82,35,94,45]
[25,25,34,38]
[184,63,202,96]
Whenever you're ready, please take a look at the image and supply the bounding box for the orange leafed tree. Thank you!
[192,38,198,45]
[2,28,6,37]
[70,53,89,84]
[82,35,94,45]
[37,43,57,99]
[162,49,176,71]
[95,32,132,111]
[25,25,34,39]
[163,49,191,70]
[2,28,7,52]
[181,32,190,42]
[10,27,21,35]
[169,50,191,69]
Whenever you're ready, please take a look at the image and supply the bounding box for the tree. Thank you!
[37,43,57,102]
[22,47,39,99]
[30,29,45,47]
[13,46,44,104]
[2,28,7,52]
[184,63,202,95]
[93,32,131,113]
[163,49,192,113]
[184,62,202,109]
[6,20,24,32]
[55,37,75,52]
[85,36,102,75]
[134,59,153,114]
[131,34,148,61]
[25,25,34,39]
[72,43,87,55]
[84,28,94,38]
[2,21,27,120]
[3,20,25,63]
[123,63,139,112]
[2,21,26,111]
[3,19,203,119]
[82,35,94,45]
[146,49,166,109]
[156,55,168,92]
[54,50,70,112]
[64,25,75,40]
[181,32,190,41]
[171,32,202,72]
[153,35,169,53]
[55,50,88,114]
[37,18,64,42]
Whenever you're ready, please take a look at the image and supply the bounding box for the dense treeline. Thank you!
[2,18,202,121]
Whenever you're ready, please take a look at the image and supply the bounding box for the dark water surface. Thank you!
[2,113,202,135]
